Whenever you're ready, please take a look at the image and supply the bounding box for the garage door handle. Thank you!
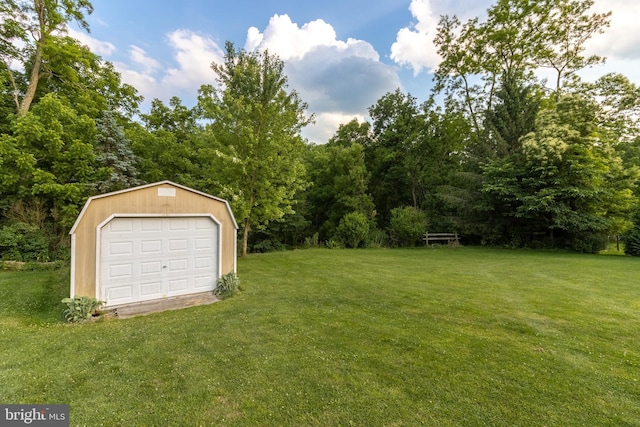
[163,266,167,269]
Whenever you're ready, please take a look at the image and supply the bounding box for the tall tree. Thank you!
[433,0,611,132]
[461,75,542,244]
[141,97,200,142]
[366,90,424,222]
[536,0,610,98]
[198,42,313,257]
[482,75,541,158]
[0,0,94,116]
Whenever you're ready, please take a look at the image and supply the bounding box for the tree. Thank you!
[39,40,142,119]
[433,14,485,135]
[94,110,141,193]
[583,73,640,145]
[305,119,375,240]
[0,93,97,239]
[482,74,541,159]
[432,0,621,248]
[198,42,313,257]
[0,0,94,116]
[366,91,466,230]
[366,90,424,222]
[622,209,640,256]
[433,0,611,131]
[130,97,201,186]
[482,93,637,251]
[459,75,542,243]
[536,0,610,98]
[142,96,200,143]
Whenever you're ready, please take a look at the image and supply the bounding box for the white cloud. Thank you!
[128,45,161,74]
[67,27,116,56]
[304,112,368,144]
[113,66,159,99]
[245,27,264,52]
[105,30,223,103]
[390,0,441,75]
[246,14,400,143]
[161,29,224,92]
[68,28,223,103]
[245,14,378,62]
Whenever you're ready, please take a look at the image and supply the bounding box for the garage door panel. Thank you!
[168,278,188,292]
[141,219,162,232]
[108,242,133,256]
[110,220,133,233]
[140,261,162,275]
[168,239,188,252]
[169,219,189,231]
[140,240,162,254]
[109,263,133,278]
[101,217,219,306]
[106,285,133,301]
[194,276,214,289]
[140,281,162,296]
[195,238,212,250]
[195,217,214,229]
[168,258,188,272]
[194,256,211,269]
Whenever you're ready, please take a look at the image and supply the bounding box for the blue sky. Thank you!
[72,0,640,143]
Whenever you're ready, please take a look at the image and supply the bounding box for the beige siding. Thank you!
[71,182,237,299]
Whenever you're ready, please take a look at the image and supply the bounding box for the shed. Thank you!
[69,181,238,309]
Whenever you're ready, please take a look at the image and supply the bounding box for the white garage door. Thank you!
[100,216,219,306]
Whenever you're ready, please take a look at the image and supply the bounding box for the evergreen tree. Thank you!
[94,110,142,193]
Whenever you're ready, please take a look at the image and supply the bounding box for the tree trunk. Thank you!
[18,46,43,116]
[242,219,251,257]
[18,0,46,116]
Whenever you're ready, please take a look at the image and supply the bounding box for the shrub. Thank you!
[367,228,388,248]
[0,222,49,262]
[325,239,343,249]
[251,239,285,253]
[61,297,104,322]
[388,207,427,247]
[214,272,240,299]
[303,232,320,248]
[336,212,370,248]
[568,233,607,254]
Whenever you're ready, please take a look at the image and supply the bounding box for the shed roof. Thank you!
[69,181,239,234]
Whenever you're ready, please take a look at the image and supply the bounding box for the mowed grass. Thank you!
[1,247,639,426]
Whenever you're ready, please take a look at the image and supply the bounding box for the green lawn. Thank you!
[1,247,639,426]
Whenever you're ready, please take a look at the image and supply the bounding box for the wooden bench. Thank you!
[424,232,460,245]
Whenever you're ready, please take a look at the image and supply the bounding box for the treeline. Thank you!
[1,0,640,261]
